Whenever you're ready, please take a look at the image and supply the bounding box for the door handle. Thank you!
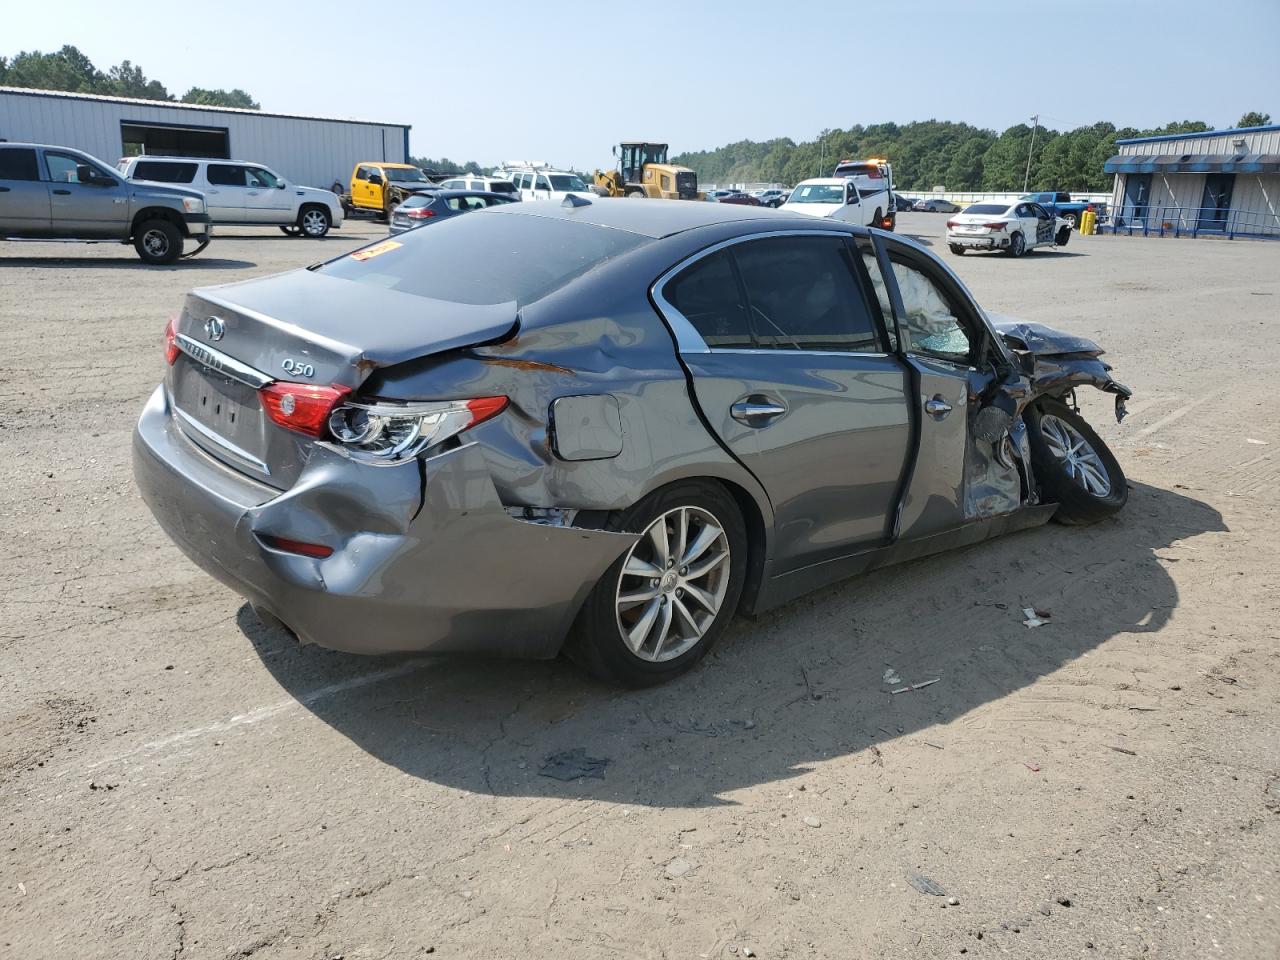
[924,396,953,419]
[53,188,71,195]
[731,397,787,427]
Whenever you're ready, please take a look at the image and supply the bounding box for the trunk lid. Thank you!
[168,269,517,488]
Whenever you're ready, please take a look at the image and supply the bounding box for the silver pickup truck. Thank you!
[0,142,212,264]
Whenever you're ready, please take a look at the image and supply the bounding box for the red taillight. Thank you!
[260,382,350,438]
[258,535,334,559]
[945,220,958,229]
[164,316,180,365]
[984,222,1007,231]
[405,207,437,220]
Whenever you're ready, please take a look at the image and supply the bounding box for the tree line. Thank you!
[0,45,260,109]
[672,113,1272,191]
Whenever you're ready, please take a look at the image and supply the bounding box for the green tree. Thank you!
[106,60,171,101]
[181,87,260,109]
[1237,111,1271,128]
[2,45,104,93]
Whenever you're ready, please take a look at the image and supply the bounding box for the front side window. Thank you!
[0,148,41,181]
[355,166,371,182]
[734,237,880,353]
[207,164,248,186]
[247,167,282,188]
[664,250,753,349]
[45,152,112,184]
[886,255,971,361]
[536,176,552,191]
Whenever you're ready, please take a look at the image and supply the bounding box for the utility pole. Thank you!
[1023,114,1039,192]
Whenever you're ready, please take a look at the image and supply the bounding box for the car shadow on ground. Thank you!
[0,256,256,269]
[241,481,1223,808]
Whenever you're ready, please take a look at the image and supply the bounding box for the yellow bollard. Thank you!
[1080,210,1096,235]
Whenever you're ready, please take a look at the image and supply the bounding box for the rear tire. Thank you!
[1026,398,1127,525]
[625,189,647,199]
[949,243,965,255]
[1006,231,1026,257]
[133,219,182,265]
[1063,212,1078,228]
[567,480,747,687]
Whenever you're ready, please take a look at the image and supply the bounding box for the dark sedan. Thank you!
[135,198,1132,686]
[388,189,517,234]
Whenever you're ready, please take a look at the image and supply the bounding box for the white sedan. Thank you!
[946,200,1072,257]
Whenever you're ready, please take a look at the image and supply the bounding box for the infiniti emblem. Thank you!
[204,316,226,341]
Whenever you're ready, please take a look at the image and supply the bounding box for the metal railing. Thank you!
[1102,204,1280,239]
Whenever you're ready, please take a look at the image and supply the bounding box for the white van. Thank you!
[437,175,520,199]
[116,156,344,237]
[781,178,880,227]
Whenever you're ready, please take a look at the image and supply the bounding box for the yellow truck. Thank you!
[593,142,701,200]
[342,162,438,219]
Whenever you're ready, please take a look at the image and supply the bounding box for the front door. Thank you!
[656,233,912,570]
[1030,202,1055,246]
[43,150,130,237]
[876,237,992,538]
[1198,173,1234,233]
[837,180,863,224]
[0,146,52,236]
[242,166,292,223]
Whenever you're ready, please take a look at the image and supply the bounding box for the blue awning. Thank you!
[1105,154,1280,174]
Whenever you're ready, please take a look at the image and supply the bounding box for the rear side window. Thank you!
[488,181,517,194]
[664,250,753,348]
[0,148,41,181]
[207,164,247,186]
[132,160,198,183]
[319,211,646,307]
[734,236,880,353]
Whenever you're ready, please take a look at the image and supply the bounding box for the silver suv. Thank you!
[117,156,344,238]
[0,143,211,264]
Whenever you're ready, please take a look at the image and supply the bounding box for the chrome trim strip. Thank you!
[176,334,273,388]
[649,227,870,355]
[173,405,272,476]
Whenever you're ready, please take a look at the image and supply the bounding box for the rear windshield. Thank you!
[963,204,1009,215]
[318,211,646,306]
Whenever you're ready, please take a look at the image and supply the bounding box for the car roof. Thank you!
[793,178,846,186]
[487,196,859,239]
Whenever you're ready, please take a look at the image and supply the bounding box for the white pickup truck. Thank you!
[117,156,344,237]
[780,178,883,227]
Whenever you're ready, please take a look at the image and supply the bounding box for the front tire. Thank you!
[134,219,182,265]
[568,481,747,687]
[625,189,647,199]
[1056,226,1071,247]
[298,205,332,238]
[1026,398,1127,524]
[1006,231,1026,257]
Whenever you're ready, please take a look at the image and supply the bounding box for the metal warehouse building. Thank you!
[0,86,410,191]
[1104,123,1280,238]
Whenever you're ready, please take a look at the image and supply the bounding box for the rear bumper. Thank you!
[133,386,636,658]
[948,232,1008,249]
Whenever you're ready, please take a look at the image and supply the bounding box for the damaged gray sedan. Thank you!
[134,199,1131,686]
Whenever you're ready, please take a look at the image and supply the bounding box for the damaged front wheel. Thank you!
[1027,398,1127,525]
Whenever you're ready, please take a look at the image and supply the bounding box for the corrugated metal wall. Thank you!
[0,89,409,189]
[1118,129,1280,156]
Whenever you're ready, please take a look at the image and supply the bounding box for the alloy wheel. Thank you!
[1040,414,1112,496]
[143,229,169,257]
[614,506,732,663]
[302,210,327,236]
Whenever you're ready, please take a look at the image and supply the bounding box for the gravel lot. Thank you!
[2,213,1278,959]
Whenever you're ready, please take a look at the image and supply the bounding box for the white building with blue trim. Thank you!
[1104,124,1280,238]
[0,86,411,192]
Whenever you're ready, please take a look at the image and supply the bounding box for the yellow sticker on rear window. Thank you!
[350,240,402,261]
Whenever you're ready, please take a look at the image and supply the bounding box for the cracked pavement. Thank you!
[2,218,1278,958]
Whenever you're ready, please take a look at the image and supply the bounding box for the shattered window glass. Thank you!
[888,260,971,361]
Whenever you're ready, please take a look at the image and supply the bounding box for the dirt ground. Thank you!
[2,213,1277,960]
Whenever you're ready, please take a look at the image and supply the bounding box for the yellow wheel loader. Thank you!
[593,142,703,200]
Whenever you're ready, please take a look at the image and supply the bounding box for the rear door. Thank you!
[655,232,911,570]
[43,149,130,237]
[0,146,52,236]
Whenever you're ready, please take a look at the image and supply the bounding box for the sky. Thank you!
[4,0,1278,170]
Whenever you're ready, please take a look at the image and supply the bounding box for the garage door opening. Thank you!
[121,121,229,159]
